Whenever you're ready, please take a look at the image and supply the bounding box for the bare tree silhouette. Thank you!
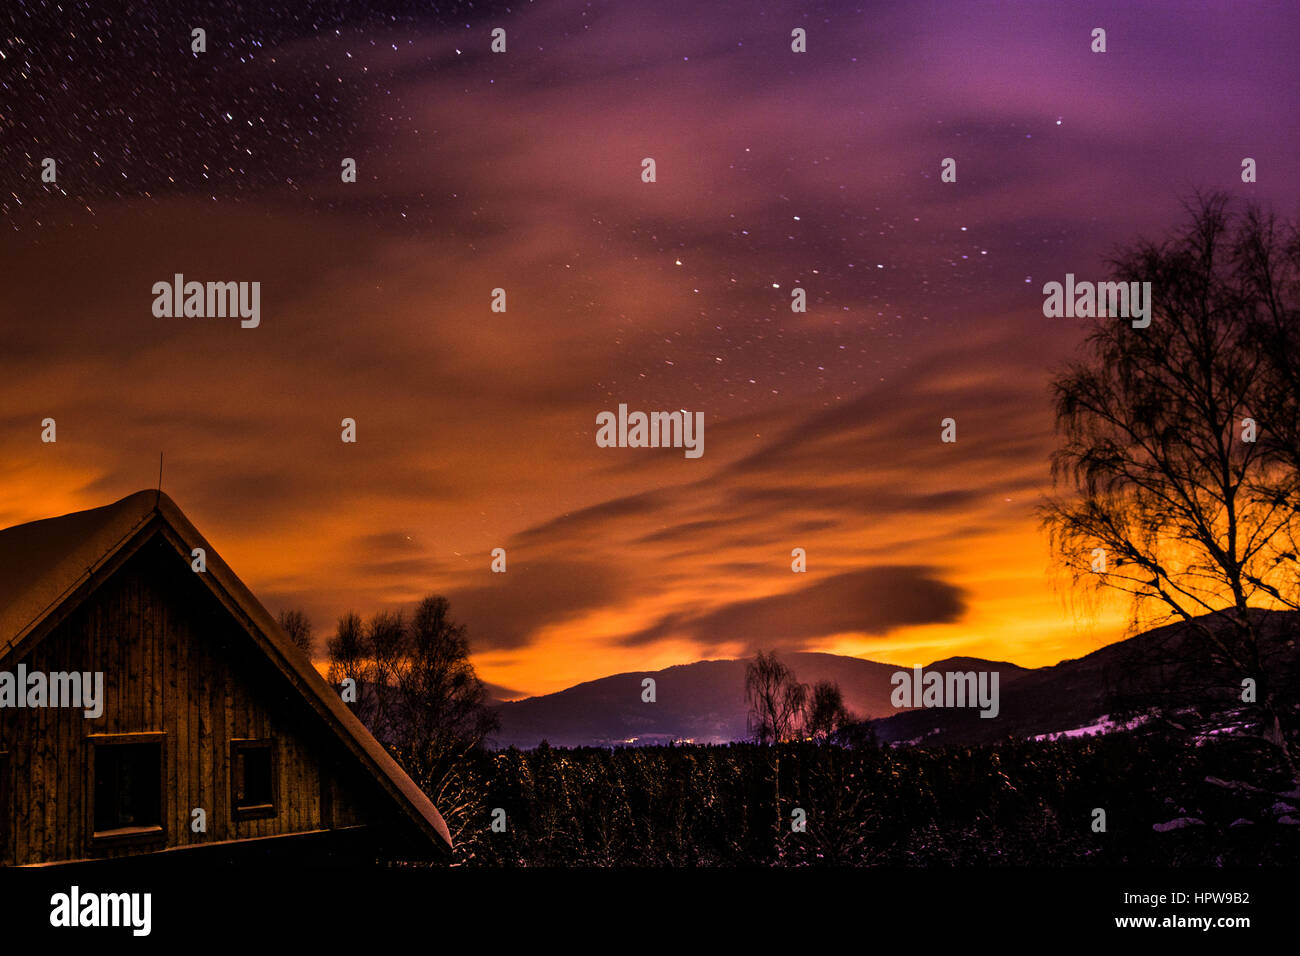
[1043,193,1300,777]
[325,597,499,854]
[276,608,315,657]
[744,650,808,744]
[806,679,852,741]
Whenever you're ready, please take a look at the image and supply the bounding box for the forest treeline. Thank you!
[299,593,1299,866]
[448,734,1299,866]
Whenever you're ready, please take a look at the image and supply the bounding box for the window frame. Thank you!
[229,737,278,821]
[86,731,167,848]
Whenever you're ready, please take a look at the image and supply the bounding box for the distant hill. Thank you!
[489,650,1028,749]
[870,609,1300,746]
[490,610,1299,749]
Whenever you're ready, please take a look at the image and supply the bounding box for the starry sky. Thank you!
[2,0,1297,699]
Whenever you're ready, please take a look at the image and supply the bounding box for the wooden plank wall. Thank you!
[0,537,379,865]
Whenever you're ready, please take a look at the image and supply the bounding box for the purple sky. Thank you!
[2,0,1297,696]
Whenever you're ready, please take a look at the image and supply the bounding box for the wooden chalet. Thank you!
[0,490,452,865]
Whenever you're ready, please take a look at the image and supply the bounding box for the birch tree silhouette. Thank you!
[1044,194,1300,775]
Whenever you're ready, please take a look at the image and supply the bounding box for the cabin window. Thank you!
[89,734,165,844]
[231,739,277,820]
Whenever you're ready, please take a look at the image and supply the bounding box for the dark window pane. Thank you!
[234,743,274,809]
[94,743,161,831]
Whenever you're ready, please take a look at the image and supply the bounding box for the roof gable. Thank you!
[0,490,160,656]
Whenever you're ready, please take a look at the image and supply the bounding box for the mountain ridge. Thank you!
[489,610,1299,749]
[489,648,1026,748]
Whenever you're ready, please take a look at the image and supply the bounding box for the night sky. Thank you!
[2,0,1297,698]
